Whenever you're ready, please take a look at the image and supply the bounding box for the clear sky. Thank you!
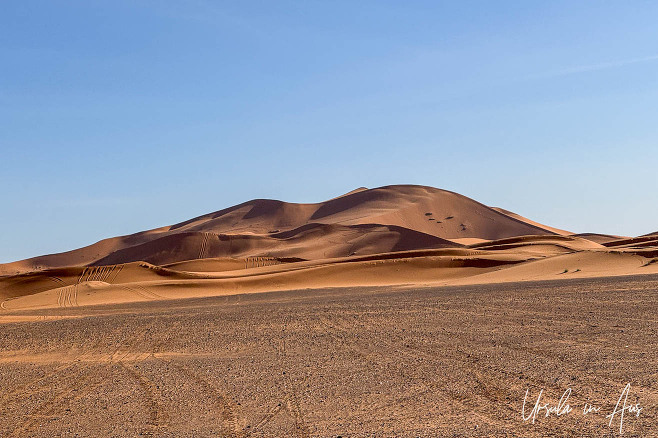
[2,1,657,263]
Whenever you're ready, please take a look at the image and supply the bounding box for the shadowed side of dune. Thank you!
[574,233,627,244]
[90,223,460,266]
[468,234,604,251]
[603,235,658,248]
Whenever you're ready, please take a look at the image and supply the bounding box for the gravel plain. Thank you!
[1,274,657,437]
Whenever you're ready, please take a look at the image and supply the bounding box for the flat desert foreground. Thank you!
[1,274,656,437]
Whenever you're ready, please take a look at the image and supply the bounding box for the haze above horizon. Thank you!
[2,1,657,263]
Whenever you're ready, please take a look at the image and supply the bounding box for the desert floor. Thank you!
[1,274,657,437]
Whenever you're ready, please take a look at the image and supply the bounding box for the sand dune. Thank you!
[573,232,627,244]
[444,250,658,285]
[1,184,656,311]
[602,234,658,248]
[4,245,657,311]
[89,223,459,267]
[0,185,562,275]
[468,234,603,250]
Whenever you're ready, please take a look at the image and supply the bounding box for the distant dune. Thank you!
[1,184,656,310]
[0,185,561,274]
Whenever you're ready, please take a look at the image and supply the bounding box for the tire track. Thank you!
[109,264,124,283]
[59,265,120,308]
[0,338,106,409]
[56,285,77,308]
[77,267,89,284]
[6,323,157,437]
[413,304,658,406]
[198,232,211,260]
[78,266,111,284]
[135,284,165,300]
[501,340,658,406]
[122,317,243,437]
[344,314,510,414]
[121,285,153,301]
[276,318,311,438]
[48,276,66,287]
[121,284,165,301]
[335,309,646,428]
[246,403,284,436]
[109,320,183,436]
[91,266,103,282]
[318,315,512,430]
[165,361,242,438]
[245,257,280,269]
[9,366,107,437]
[119,362,169,436]
[99,265,118,283]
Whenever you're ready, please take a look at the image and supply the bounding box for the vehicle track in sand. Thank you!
[120,284,165,302]
[245,402,284,436]
[317,314,512,430]
[3,315,246,437]
[7,325,154,437]
[78,265,121,284]
[275,316,311,438]
[165,361,242,438]
[52,265,125,308]
[198,232,212,260]
[132,317,245,437]
[245,257,280,269]
[119,361,169,436]
[56,285,77,308]
[0,338,108,410]
[48,276,65,287]
[2,275,657,436]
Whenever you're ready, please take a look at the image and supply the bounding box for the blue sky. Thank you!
[1,1,657,262]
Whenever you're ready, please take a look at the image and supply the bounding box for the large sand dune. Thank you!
[1,184,657,311]
[0,185,560,275]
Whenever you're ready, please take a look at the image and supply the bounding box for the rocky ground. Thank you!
[1,275,657,437]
